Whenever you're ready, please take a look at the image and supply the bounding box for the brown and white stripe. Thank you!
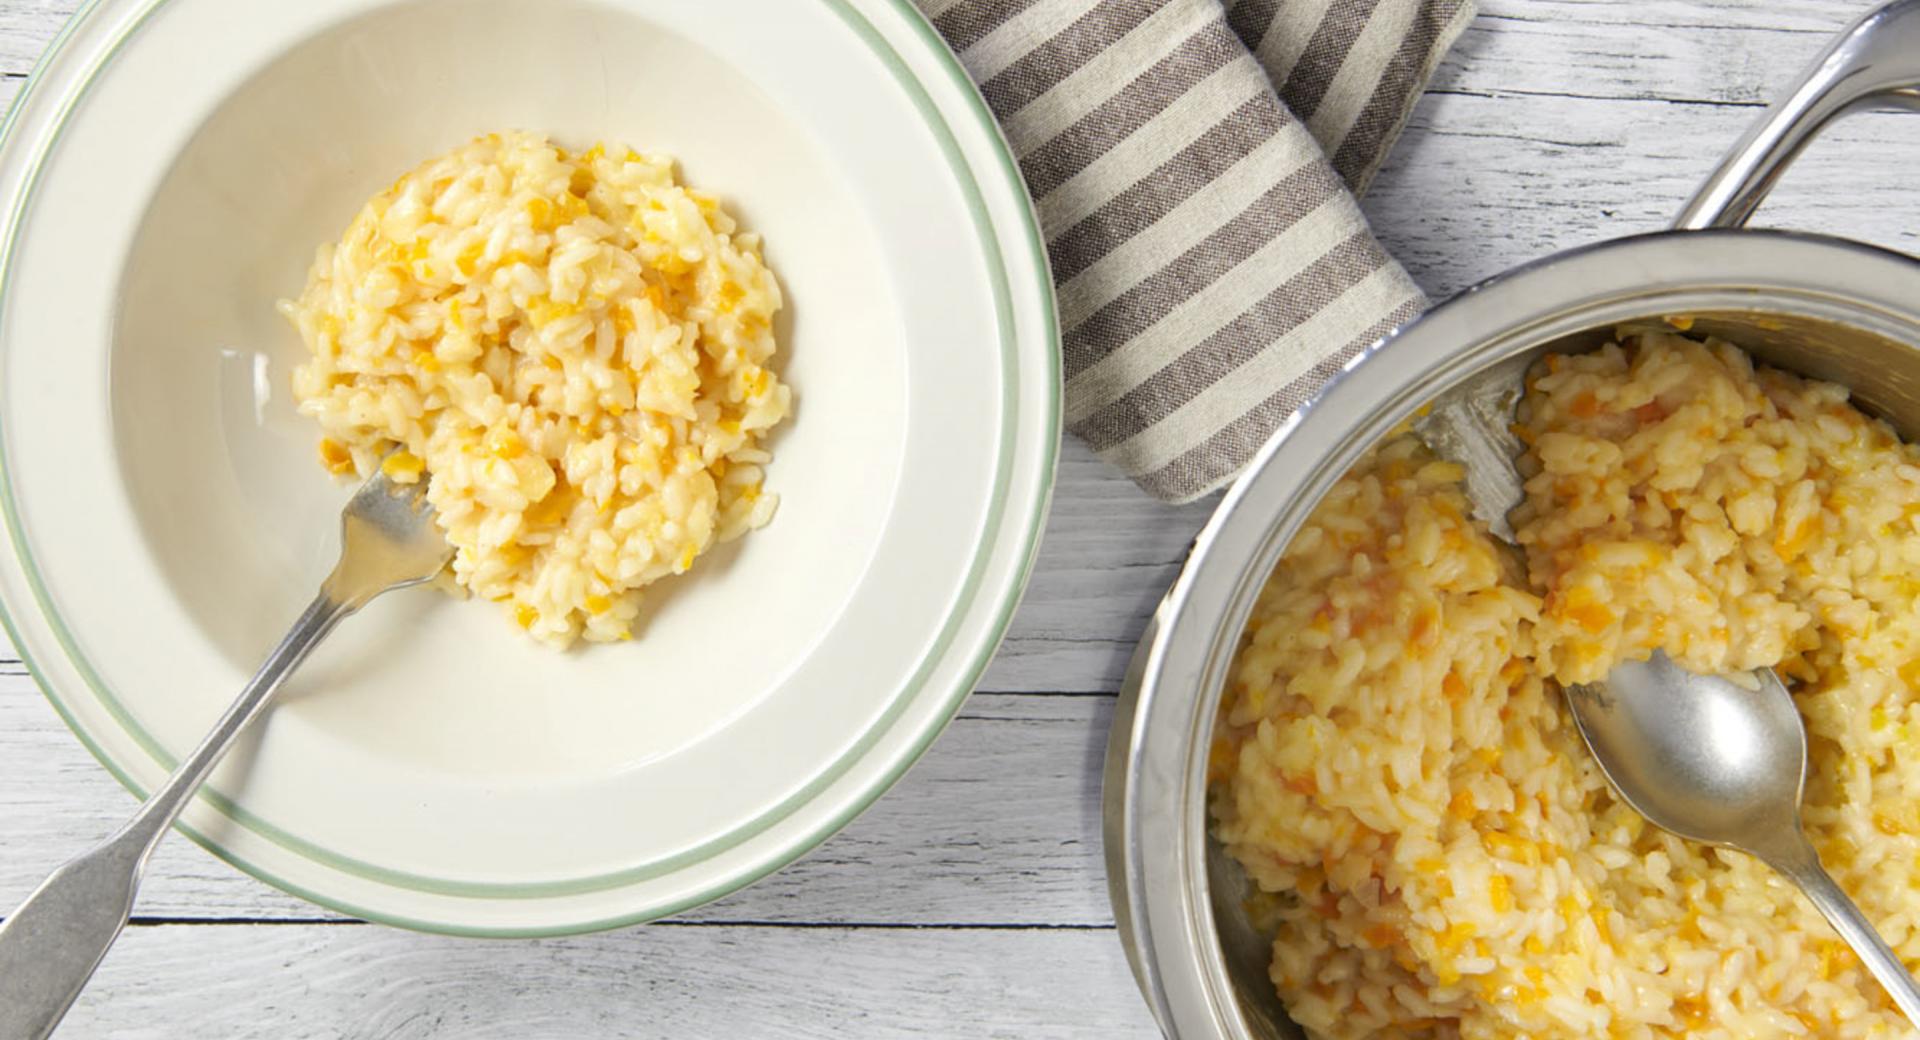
[1231,0,1474,190]
[921,0,1474,502]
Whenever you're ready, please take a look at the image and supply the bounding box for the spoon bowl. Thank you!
[1565,652,1808,850]
[1565,650,1920,1025]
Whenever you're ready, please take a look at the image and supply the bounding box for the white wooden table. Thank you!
[2,1,1917,1036]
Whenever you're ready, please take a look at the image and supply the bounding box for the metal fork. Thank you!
[0,467,453,1040]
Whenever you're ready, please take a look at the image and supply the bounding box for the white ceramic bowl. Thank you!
[0,0,1057,934]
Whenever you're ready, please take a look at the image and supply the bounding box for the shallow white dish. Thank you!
[0,0,1057,934]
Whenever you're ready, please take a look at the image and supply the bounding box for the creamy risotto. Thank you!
[1214,329,1920,1037]
[282,132,789,647]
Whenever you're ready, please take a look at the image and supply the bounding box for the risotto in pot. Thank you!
[1214,329,1920,1038]
[281,132,790,648]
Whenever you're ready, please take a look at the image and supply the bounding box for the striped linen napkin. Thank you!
[922,0,1474,501]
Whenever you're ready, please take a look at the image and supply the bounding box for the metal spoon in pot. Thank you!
[1416,390,1920,1027]
[1565,654,1920,1025]
[0,464,453,1040]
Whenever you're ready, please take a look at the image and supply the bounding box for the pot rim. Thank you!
[1104,225,1920,1040]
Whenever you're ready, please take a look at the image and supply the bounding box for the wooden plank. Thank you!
[1,678,1120,926]
[1434,0,1857,106]
[0,0,1878,105]
[1366,91,1920,302]
[1470,0,1857,33]
[0,0,67,74]
[0,1,1889,114]
[56,922,1160,1039]
[981,440,1214,693]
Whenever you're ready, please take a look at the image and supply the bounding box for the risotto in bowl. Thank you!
[281,131,791,647]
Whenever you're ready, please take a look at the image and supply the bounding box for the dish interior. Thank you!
[109,0,902,778]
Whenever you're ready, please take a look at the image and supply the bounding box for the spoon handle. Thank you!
[0,590,353,1040]
[1763,832,1920,1027]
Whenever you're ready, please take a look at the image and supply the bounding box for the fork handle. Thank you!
[0,589,353,1040]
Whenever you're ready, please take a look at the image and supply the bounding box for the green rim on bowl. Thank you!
[0,0,1060,936]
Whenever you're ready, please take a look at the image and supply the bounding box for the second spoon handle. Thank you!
[0,590,353,1040]
[1762,831,1920,1026]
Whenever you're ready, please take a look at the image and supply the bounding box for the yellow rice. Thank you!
[1215,329,1920,1038]
[281,131,789,647]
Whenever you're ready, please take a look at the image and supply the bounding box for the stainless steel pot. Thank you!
[1103,4,1920,1037]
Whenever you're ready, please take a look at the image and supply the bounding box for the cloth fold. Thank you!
[921,0,1474,501]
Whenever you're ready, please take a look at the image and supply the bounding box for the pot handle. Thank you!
[1674,0,1920,231]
